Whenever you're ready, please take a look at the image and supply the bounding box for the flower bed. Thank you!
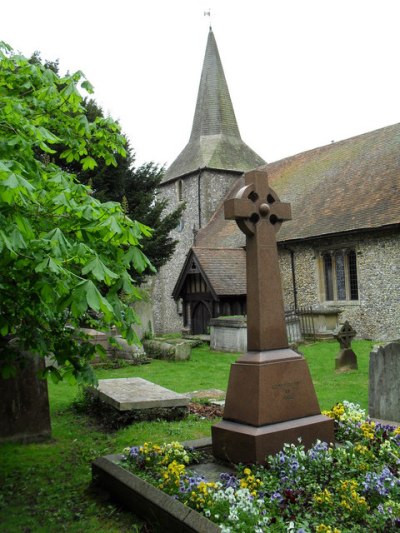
[116,402,400,532]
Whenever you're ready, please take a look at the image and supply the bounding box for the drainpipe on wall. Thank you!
[283,245,298,310]
[290,248,298,310]
[197,169,202,229]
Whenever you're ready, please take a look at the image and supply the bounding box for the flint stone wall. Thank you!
[279,230,400,341]
[153,169,400,343]
[153,170,239,334]
[369,342,400,422]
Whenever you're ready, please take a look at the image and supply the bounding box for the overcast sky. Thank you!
[2,1,400,168]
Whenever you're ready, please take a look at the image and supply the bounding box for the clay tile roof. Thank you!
[162,29,265,184]
[193,247,246,295]
[196,122,400,248]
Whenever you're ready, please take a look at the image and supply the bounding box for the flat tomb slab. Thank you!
[90,377,190,411]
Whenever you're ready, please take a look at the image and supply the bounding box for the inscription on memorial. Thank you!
[272,380,301,400]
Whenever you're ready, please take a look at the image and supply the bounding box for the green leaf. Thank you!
[37,126,60,144]
[48,257,62,273]
[39,142,57,154]
[81,256,119,284]
[39,282,56,303]
[1,173,19,189]
[84,280,113,317]
[81,79,94,93]
[9,226,27,250]
[15,214,35,240]
[81,156,97,171]
[51,192,70,208]
[0,229,15,254]
[45,228,71,257]
[1,172,35,193]
[99,215,123,237]
[130,247,155,274]
[44,366,63,384]
[34,256,61,274]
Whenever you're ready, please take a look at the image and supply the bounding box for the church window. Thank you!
[321,249,358,301]
[177,218,184,232]
[177,179,183,202]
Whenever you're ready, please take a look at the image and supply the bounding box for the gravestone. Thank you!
[142,338,191,360]
[0,353,51,443]
[334,320,358,370]
[209,316,247,352]
[80,328,145,362]
[212,170,334,464]
[369,342,400,422]
[88,378,190,419]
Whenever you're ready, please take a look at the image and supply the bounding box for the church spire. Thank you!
[189,28,240,141]
[162,28,265,183]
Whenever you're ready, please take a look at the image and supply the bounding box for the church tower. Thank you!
[153,28,265,333]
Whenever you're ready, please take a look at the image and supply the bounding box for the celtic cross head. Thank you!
[224,170,291,236]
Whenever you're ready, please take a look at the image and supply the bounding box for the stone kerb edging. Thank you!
[92,454,220,533]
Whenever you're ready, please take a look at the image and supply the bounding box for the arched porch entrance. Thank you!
[191,301,211,334]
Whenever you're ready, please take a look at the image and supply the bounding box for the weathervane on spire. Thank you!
[204,8,212,29]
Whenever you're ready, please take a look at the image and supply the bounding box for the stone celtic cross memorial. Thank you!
[212,170,334,464]
[334,320,358,370]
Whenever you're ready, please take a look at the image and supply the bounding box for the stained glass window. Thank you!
[321,249,358,301]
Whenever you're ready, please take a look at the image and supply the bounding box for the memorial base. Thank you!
[212,414,335,465]
[212,348,335,464]
[335,349,358,370]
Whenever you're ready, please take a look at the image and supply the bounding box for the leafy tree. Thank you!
[54,97,185,277]
[0,42,154,383]
[123,160,184,274]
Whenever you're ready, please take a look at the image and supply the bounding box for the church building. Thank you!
[152,27,265,334]
[153,28,400,342]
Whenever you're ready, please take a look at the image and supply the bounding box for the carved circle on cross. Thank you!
[236,183,283,236]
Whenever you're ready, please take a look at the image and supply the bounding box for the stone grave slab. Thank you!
[90,377,189,411]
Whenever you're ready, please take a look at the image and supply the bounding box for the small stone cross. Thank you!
[224,170,291,351]
[335,321,356,350]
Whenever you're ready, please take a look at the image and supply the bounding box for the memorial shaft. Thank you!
[246,219,288,351]
[224,170,291,351]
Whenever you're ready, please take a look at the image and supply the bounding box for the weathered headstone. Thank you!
[143,338,191,360]
[212,170,334,464]
[334,320,358,370]
[80,328,146,362]
[369,342,400,422]
[0,353,51,443]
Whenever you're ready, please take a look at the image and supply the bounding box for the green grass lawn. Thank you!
[0,340,375,532]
